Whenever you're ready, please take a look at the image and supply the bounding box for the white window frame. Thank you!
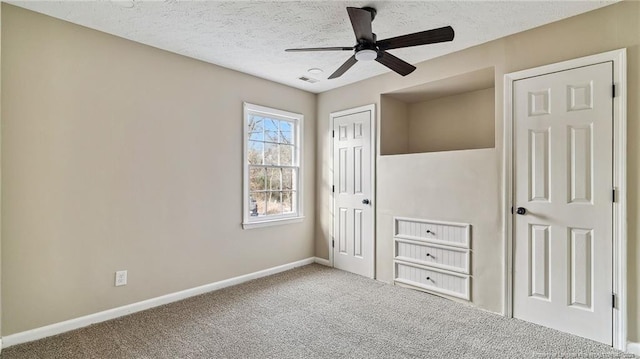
[242,102,304,229]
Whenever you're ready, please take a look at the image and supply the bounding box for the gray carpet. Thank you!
[1,264,634,358]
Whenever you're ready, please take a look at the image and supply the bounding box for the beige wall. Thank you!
[1,5,316,335]
[316,1,640,342]
[407,87,495,153]
[379,96,408,155]
[379,86,494,155]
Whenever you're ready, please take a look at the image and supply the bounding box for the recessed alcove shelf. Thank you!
[380,67,496,155]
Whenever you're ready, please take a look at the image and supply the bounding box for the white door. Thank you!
[332,105,374,278]
[513,62,613,344]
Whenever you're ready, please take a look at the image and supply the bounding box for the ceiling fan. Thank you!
[285,7,455,79]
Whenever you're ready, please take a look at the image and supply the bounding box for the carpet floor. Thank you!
[1,264,634,358]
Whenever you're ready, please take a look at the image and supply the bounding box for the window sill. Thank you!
[242,216,305,230]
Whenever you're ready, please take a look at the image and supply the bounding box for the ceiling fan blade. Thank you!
[285,46,354,52]
[328,55,358,79]
[347,7,374,42]
[377,26,455,50]
[375,51,416,76]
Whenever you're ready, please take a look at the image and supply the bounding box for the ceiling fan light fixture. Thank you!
[355,49,377,62]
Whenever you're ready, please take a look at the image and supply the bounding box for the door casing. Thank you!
[503,49,627,350]
[329,104,376,278]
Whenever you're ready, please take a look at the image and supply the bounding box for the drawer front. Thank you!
[394,261,470,300]
[395,239,470,274]
[394,217,470,248]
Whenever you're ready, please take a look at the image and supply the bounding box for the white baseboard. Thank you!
[2,257,315,349]
[628,341,640,355]
[314,257,331,266]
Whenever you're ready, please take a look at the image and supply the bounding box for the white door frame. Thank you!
[503,49,627,350]
[329,104,376,278]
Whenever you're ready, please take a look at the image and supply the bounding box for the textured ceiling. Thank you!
[9,1,616,93]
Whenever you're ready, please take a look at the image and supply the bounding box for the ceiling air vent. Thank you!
[298,76,319,83]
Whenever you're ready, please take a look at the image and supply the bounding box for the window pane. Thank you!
[266,192,283,215]
[280,121,293,144]
[248,194,259,217]
[248,141,264,165]
[264,142,278,165]
[266,168,281,190]
[249,167,266,191]
[264,118,279,142]
[248,116,263,141]
[279,144,293,166]
[252,192,267,216]
[282,168,293,191]
[282,191,294,214]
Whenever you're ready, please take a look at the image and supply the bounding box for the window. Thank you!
[243,103,303,229]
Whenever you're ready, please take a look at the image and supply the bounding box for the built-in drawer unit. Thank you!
[394,261,470,300]
[393,217,471,300]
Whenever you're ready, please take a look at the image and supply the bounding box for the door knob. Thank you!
[516,207,527,215]
[362,199,370,205]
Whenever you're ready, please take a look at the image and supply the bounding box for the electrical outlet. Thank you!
[115,270,127,287]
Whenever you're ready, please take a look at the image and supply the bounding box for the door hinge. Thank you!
[612,84,616,98]
[332,239,335,248]
[612,188,616,203]
[511,206,513,214]
[332,185,335,193]
[612,293,616,308]
[332,130,335,138]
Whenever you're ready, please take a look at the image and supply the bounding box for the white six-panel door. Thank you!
[332,106,374,278]
[513,62,613,344]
